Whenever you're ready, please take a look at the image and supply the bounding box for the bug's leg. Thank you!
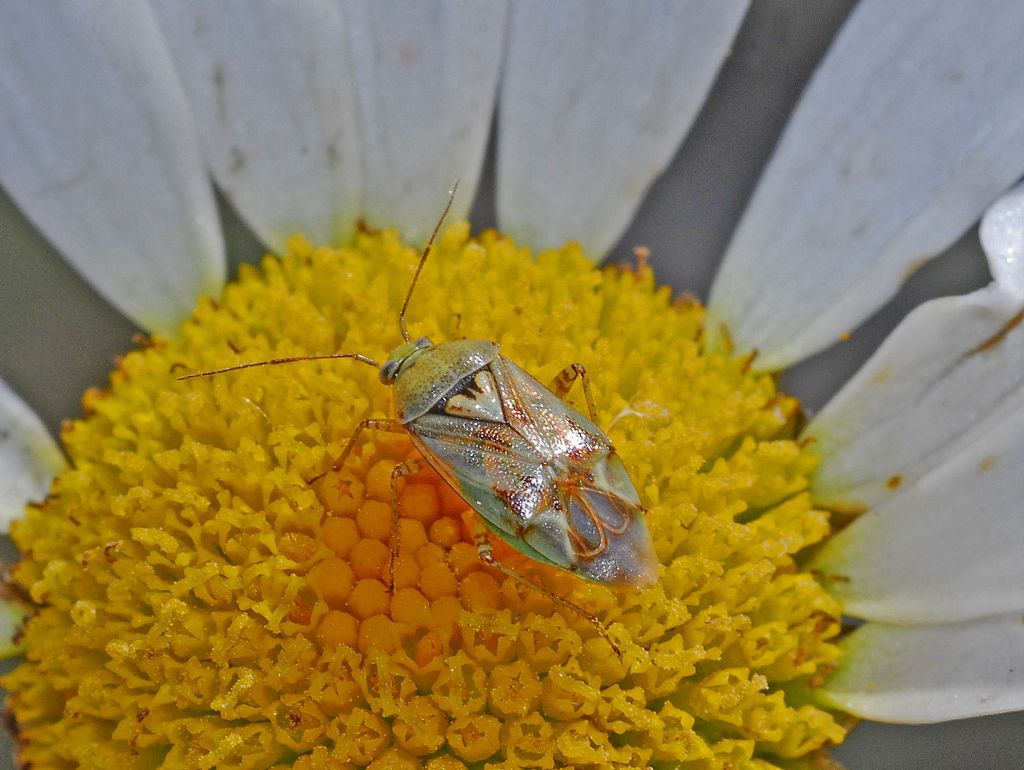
[388,458,432,591]
[450,312,465,341]
[308,418,406,484]
[549,363,598,423]
[473,531,623,660]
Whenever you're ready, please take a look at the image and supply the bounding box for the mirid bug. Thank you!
[181,184,659,649]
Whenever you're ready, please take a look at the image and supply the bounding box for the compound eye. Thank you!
[379,360,400,384]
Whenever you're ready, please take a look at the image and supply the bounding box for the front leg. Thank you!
[549,362,598,423]
[308,418,406,484]
[388,459,432,591]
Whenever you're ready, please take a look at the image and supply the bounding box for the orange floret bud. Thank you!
[430,596,464,639]
[391,587,433,630]
[348,579,390,620]
[317,474,364,516]
[350,537,390,581]
[374,432,413,459]
[317,610,358,650]
[459,572,501,610]
[420,562,458,601]
[397,518,428,555]
[310,557,356,609]
[429,516,462,548]
[321,516,360,558]
[399,482,440,525]
[357,499,393,541]
[81,386,106,415]
[447,542,481,578]
[366,459,399,502]
[358,614,401,655]
[391,554,420,591]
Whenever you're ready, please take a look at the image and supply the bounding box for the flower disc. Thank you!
[5,225,847,769]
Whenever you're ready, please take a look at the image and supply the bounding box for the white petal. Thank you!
[812,403,1024,623]
[151,1,362,251]
[823,613,1024,723]
[0,379,66,532]
[708,0,1024,369]
[497,0,749,259]
[980,178,1024,296]
[346,0,505,244]
[0,3,224,335]
[809,183,1024,511]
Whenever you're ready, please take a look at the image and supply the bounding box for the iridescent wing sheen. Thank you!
[405,357,658,585]
[490,357,657,584]
[406,409,552,527]
[488,356,610,467]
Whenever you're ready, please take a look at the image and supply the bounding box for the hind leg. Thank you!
[472,528,622,660]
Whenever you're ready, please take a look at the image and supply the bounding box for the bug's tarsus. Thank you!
[399,180,461,342]
[176,352,379,381]
[473,532,624,661]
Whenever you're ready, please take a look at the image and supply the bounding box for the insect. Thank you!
[182,184,659,649]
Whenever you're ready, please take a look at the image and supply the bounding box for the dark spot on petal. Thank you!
[967,307,1024,355]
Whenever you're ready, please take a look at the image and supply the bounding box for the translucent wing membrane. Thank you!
[406,355,657,585]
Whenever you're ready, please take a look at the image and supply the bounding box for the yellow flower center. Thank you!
[5,224,848,769]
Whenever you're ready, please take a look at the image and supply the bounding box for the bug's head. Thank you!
[379,337,433,384]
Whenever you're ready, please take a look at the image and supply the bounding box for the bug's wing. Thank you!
[492,356,658,586]
[488,356,609,462]
[558,455,659,586]
[407,412,573,564]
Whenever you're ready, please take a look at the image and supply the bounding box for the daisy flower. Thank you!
[2,2,1024,769]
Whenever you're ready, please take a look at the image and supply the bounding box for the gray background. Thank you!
[1,2,1022,768]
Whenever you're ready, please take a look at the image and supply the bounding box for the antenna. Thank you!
[399,180,460,342]
[178,352,379,380]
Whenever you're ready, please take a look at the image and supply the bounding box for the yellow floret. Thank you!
[4,224,848,768]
